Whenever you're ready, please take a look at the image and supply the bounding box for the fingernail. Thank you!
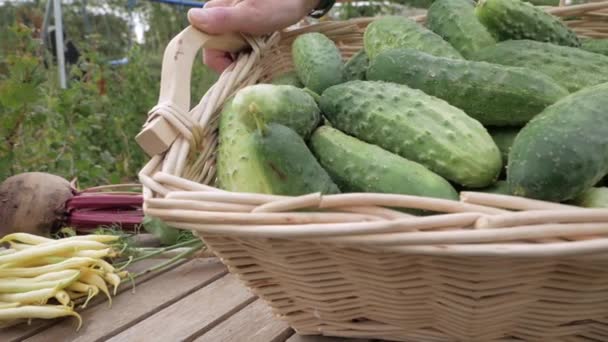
[188,8,209,25]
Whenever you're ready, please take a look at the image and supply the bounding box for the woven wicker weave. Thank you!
[138,2,608,341]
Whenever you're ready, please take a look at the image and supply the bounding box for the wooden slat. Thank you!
[286,335,373,342]
[22,258,227,342]
[107,273,257,342]
[0,257,175,342]
[285,333,525,341]
[194,298,292,342]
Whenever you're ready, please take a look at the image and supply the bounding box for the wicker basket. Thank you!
[138,2,608,341]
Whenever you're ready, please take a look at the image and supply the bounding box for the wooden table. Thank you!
[0,256,374,342]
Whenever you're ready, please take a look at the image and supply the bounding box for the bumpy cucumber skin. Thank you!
[571,187,608,208]
[309,126,458,200]
[292,32,344,94]
[475,0,580,47]
[472,40,608,92]
[217,110,339,195]
[269,71,303,87]
[253,123,340,196]
[231,84,320,139]
[507,82,608,202]
[363,16,463,61]
[344,50,369,81]
[217,98,268,193]
[366,48,568,126]
[427,0,496,59]
[489,127,521,167]
[320,80,502,188]
[580,38,608,56]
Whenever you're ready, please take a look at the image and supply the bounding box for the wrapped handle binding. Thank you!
[135,25,249,157]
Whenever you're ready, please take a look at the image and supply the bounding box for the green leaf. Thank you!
[142,216,181,246]
[0,80,39,108]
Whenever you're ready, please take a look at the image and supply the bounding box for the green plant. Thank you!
[0,22,218,188]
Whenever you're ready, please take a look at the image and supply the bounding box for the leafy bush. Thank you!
[0,24,217,187]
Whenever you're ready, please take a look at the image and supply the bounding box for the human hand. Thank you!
[187,0,321,73]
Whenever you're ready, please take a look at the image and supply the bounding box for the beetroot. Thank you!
[0,172,75,237]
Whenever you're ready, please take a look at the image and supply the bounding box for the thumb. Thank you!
[187,6,252,35]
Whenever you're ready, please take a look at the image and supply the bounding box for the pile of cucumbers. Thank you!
[215,0,608,209]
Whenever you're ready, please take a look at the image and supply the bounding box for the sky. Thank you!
[1,0,150,43]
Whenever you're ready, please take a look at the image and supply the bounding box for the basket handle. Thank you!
[135,25,249,157]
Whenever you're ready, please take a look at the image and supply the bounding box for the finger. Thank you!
[188,4,280,35]
[230,1,310,34]
[188,6,246,35]
[203,49,234,73]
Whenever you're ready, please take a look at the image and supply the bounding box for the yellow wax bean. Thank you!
[0,241,108,266]
[0,271,80,293]
[0,257,97,278]
[55,290,71,306]
[0,305,82,331]
[0,288,58,305]
[80,269,112,307]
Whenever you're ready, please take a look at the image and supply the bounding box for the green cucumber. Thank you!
[319,80,502,188]
[580,38,608,56]
[478,181,511,195]
[344,50,369,81]
[363,16,463,61]
[217,110,340,195]
[366,48,568,126]
[216,98,258,192]
[292,32,344,94]
[269,71,303,87]
[571,187,608,208]
[507,82,608,202]
[471,39,608,92]
[427,0,496,59]
[231,84,320,139]
[309,126,458,200]
[489,127,521,167]
[248,122,340,195]
[475,0,580,47]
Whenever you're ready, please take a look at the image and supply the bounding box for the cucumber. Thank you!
[427,0,496,59]
[471,39,608,92]
[489,127,520,167]
[478,181,511,195]
[217,110,340,195]
[363,16,463,61]
[231,84,320,139]
[292,32,344,94]
[309,126,458,200]
[344,50,369,81]
[249,122,340,195]
[269,71,303,87]
[475,0,580,47]
[507,82,608,202]
[216,98,259,193]
[580,38,608,56]
[319,80,502,188]
[571,187,608,208]
[366,48,568,126]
